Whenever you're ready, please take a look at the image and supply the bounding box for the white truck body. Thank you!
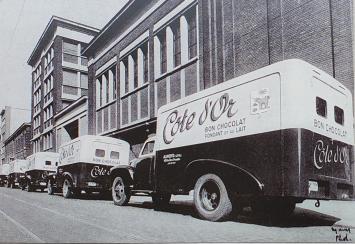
[26,152,59,172]
[59,135,130,167]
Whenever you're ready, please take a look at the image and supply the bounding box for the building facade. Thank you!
[54,96,88,151]
[83,0,353,157]
[0,106,31,164]
[27,16,99,153]
[3,123,32,163]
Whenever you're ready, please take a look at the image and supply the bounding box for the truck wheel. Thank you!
[194,173,232,221]
[152,193,171,208]
[47,180,55,195]
[62,179,73,198]
[26,183,33,192]
[112,176,130,206]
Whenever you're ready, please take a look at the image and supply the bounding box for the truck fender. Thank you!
[110,166,133,185]
[184,159,264,194]
[62,172,75,186]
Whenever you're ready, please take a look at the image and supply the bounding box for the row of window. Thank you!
[95,149,120,159]
[44,75,53,96]
[44,47,54,76]
[96,66,117,108]
[33,89,41,106]
[63,40,88,66]
[44,105,53,122]
[33,116,40,129]
[43,132,53,150]
[316,97,344,125]
[120,41,149,96]
[62,69,88,96]
[33,65,42,81]
[155,7,197,76]
[33,139,40,153]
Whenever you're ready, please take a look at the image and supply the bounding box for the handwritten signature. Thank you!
[331,226,352,242]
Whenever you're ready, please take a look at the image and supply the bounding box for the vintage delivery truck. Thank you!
[110,59,354,221]
[47,135,130,198]
[0,164,10,187]
[22,152,59,192]
[8,159,29,188]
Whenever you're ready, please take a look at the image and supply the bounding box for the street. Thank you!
[0,187,354,243]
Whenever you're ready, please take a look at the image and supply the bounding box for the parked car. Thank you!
[22,152,59,192]
[48,135,130,198]
[110,59,354,221]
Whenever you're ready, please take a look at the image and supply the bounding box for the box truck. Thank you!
[110,59,354,221]
[8,159,28,188]
[48,135,130,198]
[22,152,59,192]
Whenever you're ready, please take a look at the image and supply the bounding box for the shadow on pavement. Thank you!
[233,207,340,227]
[130,200,340,227]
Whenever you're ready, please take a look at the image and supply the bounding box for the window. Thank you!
[316,97,327,117]
[187,8,197,59]
[141,141,155,155]
[45,161,51,166]
[95,65,117,109]
[63,41,78,64]
[172,22,181,67]
[110,151,120,159]
[80,74,88,89]
[120,41,149,95]
[95,149,105,157]
[63,70,77,87]
[159,30,167,74]
[154,6,197,76]
[334,106,344,125]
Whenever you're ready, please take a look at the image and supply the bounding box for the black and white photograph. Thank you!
[0,0,354,243]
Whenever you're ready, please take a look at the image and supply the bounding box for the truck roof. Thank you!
[157,59,351,115]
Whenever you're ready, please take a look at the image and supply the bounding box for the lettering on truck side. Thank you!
[163,93,238,144]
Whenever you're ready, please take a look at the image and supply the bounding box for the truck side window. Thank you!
[110,151,120,159]
[142,141,155,155]
[95,149,105,157]
[45,161,51,165]
[316,97,327,117]
[334,106,344,125]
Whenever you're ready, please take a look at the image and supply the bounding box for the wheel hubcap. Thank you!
[114,179,124,200]
[200,180,221,211]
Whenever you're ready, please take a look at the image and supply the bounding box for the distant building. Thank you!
[0,106,31,164]
[54,96,88,151]
[82,0,353,156]
[3,123,31,163]
[27,16,99,153]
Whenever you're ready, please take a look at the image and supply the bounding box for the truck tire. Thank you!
[112,176,130,206]
[152,193,171,209]
[26,183,33,192]
[63,178,74,199]
[47,180,55,195]
[194,173,232,221]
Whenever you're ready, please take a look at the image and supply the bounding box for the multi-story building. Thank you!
[0,106,31,164]
[27,16,99,153]
[83,0,353,157]
[3,123,32,163]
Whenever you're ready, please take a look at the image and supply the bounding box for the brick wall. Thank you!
[201,0,353,92]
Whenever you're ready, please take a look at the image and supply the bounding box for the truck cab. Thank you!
[111,135,171,206]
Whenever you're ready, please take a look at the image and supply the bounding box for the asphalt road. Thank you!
[0,187,354,243]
